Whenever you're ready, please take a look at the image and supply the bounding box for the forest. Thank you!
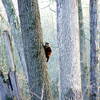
[0,0,100,100]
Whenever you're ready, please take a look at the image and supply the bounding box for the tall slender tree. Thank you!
[97,2,100,98]
[90,0,97,100]
[1,0,28,78]
[78,0,90,100]
[17,0,52,100]
[57,0,82,100]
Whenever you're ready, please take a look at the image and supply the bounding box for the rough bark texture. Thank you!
[78,0,90,100]
[57,0,82,100]
[3,31,21,100]
[90,0,98,100]
[97,2,100,99]
[18,0,52,100]
[1,0,28,79]
[0,77,10,100]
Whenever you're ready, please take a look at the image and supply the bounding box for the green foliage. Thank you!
[6,96,13,100]
[50,0,55,2]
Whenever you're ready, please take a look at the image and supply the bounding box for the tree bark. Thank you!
[78,0,90,100]
[96,2,100,100]
[3,31,21,100]
[1,0,28,79]
[90,0,98,100]
[57,0,82,100]
[17,0,52,100]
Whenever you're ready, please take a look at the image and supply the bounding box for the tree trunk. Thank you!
[57,0,82,100]
[90,0,97,100]
[17,0,52,100]
[1,0,28,79]
[3,31,21,100]
[78,0,90,100]
[0,76,10,100]
[96,2,100,100]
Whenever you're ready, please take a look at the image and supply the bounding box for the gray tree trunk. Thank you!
[57,0,82,100]
[89,0,98,100]
[0,77,10,100]
[17,0,52,100]
[96,2,100,100]
[1,0,28,79]
[78,0,90,100]
[3,31,21,100]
